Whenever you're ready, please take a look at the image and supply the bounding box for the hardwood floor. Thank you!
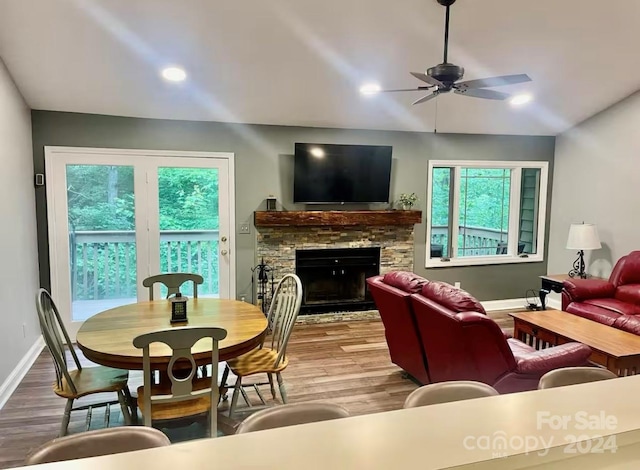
[0,311,514,468]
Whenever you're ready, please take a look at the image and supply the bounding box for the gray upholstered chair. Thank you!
[133,326,227,437]
[142,273,204,300]
[403,381,499,408]
[35,289,133,436]
[25,426,170,465]
[538,367,618,389]
[222,274,303,417]
[236,402,350,434]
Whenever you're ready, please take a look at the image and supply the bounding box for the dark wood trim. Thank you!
[254,210,422,227]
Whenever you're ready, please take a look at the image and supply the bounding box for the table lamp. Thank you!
[566,223,601,278]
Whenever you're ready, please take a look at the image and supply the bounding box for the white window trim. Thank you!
[425,160,548,268]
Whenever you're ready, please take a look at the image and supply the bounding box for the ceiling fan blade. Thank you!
[380,87,431,93]
[412,93,439,105]
[410,72,445,88]
[456,74,531,89]
[454,88,510,100]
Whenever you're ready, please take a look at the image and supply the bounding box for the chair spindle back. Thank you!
[35,289,82,395]
[264,274,303,368]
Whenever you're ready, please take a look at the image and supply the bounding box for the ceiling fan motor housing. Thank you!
[436,0,457,6]
[427,63,464,89]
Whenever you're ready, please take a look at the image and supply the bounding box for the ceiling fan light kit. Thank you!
[378,0,532,105]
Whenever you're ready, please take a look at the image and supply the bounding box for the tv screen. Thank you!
[293,143,392,204]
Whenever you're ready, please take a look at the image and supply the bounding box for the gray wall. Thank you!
[32,111,555,301]
[0,58,40,387]
[549,90,640,278]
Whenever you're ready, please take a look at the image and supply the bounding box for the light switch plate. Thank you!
[239,224,251,234]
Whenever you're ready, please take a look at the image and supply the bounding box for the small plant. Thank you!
[398,193,418,209]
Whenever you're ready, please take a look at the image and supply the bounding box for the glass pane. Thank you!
[67,165,137,321]
[458,168,511,257]
[518,168,541,255]
[430,167,452,258]
[158,167,220,298]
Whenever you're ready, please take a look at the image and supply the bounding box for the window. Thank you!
[426,160,548,268]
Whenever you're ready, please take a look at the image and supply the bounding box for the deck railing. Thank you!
[69,230,219,300]
[431,225,508,257]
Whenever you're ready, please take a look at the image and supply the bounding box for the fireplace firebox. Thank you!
[295,247,380,314]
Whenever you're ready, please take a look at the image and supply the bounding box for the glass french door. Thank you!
[46,148,234,336]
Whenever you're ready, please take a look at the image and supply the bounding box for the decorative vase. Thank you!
[401,204,411,210]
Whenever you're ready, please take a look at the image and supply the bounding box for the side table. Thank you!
[539,273,604,310]
[538,274,571,310]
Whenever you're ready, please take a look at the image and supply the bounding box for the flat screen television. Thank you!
[293,143,392,204]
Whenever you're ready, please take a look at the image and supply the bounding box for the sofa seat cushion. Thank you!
[507,338,536,359]
[420,281,486,314]
[382,271,428,294]
[612,315,640,335]
[583,298,640,316]
[566,302,622,325]
[615,284,640,306]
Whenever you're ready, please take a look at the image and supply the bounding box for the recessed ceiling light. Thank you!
[161,67,187,82]
[510,93,533,106]
[359,83,381,95]
[310,147,325,158]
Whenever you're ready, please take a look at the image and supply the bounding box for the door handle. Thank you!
[221,236,227,242]
[221,250,228,255]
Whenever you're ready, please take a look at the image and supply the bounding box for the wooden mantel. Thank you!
[254,210,422,227]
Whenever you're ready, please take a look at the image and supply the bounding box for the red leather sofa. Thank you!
[411,281,591,393]
[367,272,430,384]
[563,251,640,335]
[368,272,592,393]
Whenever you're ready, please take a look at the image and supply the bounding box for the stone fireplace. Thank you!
[296,247,380,313]
[254,210,421,315]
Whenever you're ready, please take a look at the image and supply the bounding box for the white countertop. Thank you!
[27,375,640,469]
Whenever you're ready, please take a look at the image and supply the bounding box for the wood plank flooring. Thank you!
[0,311,513,468]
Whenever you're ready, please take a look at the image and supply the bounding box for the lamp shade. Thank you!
[566,223,601,250]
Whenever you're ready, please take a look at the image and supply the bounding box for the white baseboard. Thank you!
[0,335,45,410]
[546,298,562,310]
[481,298,529,311]
[481,297,562,312]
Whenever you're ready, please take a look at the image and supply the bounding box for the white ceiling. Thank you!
[0,0,638,136]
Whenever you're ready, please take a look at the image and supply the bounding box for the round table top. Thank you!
[76,298,268,370]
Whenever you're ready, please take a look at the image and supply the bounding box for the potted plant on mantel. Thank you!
[398,193,418,211]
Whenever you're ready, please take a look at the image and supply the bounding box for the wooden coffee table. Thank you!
[510,310,640,376]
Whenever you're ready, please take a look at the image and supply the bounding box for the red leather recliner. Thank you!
[367,272,430,384]
[563,251,640,335]
[411,281,592,393]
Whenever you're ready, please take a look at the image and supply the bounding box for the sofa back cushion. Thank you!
[410,295,514,384]
[615,284,640,306]
[610,251,640,287]
[457,312,517,384]
[366,276,431,384]
[410,295,479,382]
[420,281,486,314]
[382,271,429,294]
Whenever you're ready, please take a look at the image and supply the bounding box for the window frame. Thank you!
[425,160,549,268]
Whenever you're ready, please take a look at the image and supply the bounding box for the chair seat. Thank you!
[136,378,213,422]
[226,348,289,376]
[54,366,129,399]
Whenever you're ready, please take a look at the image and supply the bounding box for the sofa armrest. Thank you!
[563,279,615,303]
[514,342,592,375]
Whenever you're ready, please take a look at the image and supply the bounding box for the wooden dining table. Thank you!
[76,298,268,371]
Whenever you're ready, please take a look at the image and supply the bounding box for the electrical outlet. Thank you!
[239,224,251,234]
[454,282,461,289]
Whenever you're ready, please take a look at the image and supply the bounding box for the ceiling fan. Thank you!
[378,0,532,105]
